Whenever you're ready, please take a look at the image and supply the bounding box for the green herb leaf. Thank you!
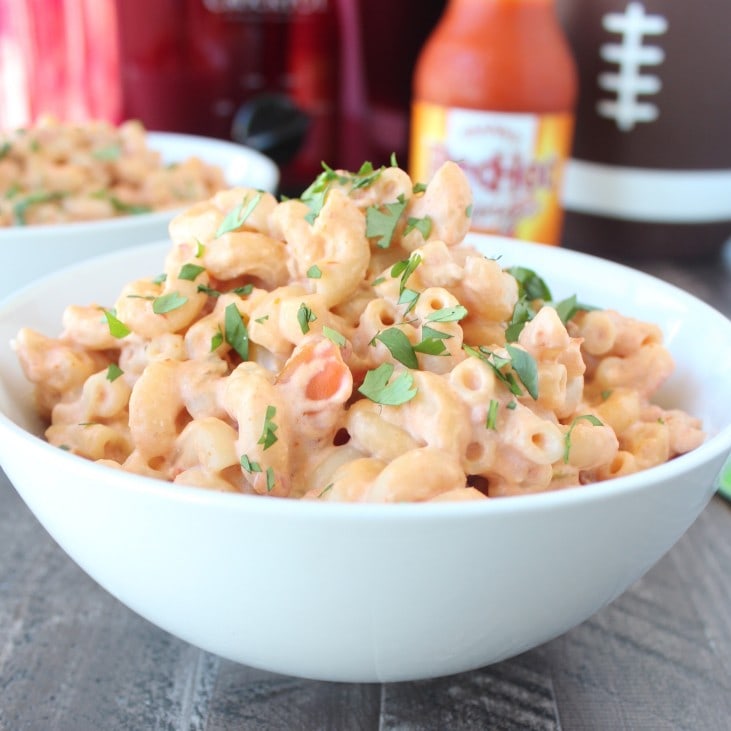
[258,405,279,450]
[425,305,468,323]
[102,309,130,339]
[92,190,151,215]
[210,329,223,351]
[318,483,334,498]
[366,195,408,249]
[153,291,188,314]
[232,284,254,296]
[306,264,322,279]
[486,399,499,430]
[197,284,221,297]
[322,326,346,347]
[106,363,124,382]
[391,253,422,293]
[413,336,448,356]
[265,466,276,492]
[504,344,539,400]
[215,192,262,237]
[554,294,599,324]
[403,215,432,239]
[13,191,65,225]
[224,303,249,360]
[240,454,262,473]
[421,325,452,342]
[375,328,418,369]
[463,346,524,398]
[92,144,121,161]
[178,263,206,281]
[505,298,537,342]
[507,266,553,302]
[358,363,417,405]
[297,302,317,334]
[563,414,604,463]
[412,182,427,194]
[398,288,420,315]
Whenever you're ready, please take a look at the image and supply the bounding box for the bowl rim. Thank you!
[0,131,279,240]
[1,233,730,519]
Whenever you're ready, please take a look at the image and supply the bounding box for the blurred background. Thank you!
[1,0,729,258]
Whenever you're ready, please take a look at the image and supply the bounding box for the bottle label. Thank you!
[409,103,574,245]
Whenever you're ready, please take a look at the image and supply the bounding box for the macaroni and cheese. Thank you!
[12,160,705,501]
[0,117,226,227]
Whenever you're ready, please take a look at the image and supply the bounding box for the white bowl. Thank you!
[0,132,279,297]
[0,235,730,683]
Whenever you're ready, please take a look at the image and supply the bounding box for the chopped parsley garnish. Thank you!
[322,326,346,347]
[486,399,499,430]
[106,363,124,382]
[463,344,539,400]
[504,266,596,341]
[92,144,121,161]
[413,182,427,194]
[13,191,65,225]
[197,284,221,297]
[563,415,604,463]
[210,329,223,351]
[198,282,252,298]
[265,466,276,492]
[507,266,553,302]
[366,194,408,249]
[153,291,188,314]
[240,454,262,473]
[403,215,432,239]
[300,161,383,224]
[102,309,130,339]
[306,264,322,279]
[318,483,334,498]
[413,333,448,356]
[425,305,468,323]
[358,363,417,406]
[391,253,422,314]
[258,405,279,450]
[224,303,249,360]
[93,191,151,215]
[178,263,206,281]
[215,192,262,237]
[375,328,418,369]
[0,142,10,159]
[554,294,599,324]
[297,302,317,334]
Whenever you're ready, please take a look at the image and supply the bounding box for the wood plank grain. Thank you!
[546,497,731,731]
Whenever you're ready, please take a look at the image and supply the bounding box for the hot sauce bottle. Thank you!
[409,0,577,245]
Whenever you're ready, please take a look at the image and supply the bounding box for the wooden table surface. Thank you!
[1,248,730,731]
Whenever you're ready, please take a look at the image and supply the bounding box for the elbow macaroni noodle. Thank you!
[12,160,705,502]
[0,116,226,227]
